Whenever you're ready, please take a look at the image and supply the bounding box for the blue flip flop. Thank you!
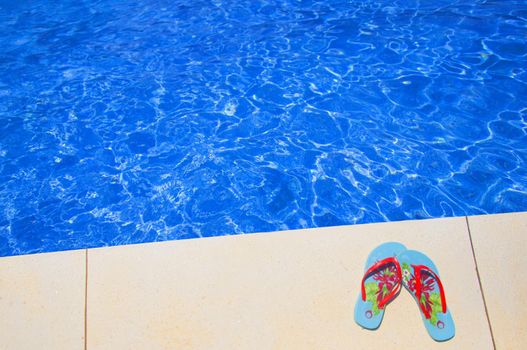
[354,242,406,330]
[397,250,455,341]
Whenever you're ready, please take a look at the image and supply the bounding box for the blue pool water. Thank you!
[1,1,526,256]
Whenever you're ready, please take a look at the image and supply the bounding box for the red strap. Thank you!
[412,265,447,319]
[361,257,402,309]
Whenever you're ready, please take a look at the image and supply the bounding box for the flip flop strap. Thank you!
[412,264,447,319]
[361,257,402,309]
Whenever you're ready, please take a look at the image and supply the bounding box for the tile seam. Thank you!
[84,249,88,350]
[465,216,496,350]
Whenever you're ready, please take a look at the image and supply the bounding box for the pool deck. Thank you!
[0,212,525,349]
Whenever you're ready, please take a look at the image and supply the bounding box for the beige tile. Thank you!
[88,217,492,350]
[468,211,527,350]
[0,250,86,350]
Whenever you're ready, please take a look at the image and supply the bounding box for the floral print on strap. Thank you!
[362,258,402,317]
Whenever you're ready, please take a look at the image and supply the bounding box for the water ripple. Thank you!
[0,0,526,256]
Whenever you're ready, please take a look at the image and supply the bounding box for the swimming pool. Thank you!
[1,0,526,256]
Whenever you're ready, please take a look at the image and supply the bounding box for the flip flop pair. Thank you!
[354,242,455,342]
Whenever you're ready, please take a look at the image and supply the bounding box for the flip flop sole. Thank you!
[398,250,455,341]
[354,242,407,330]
